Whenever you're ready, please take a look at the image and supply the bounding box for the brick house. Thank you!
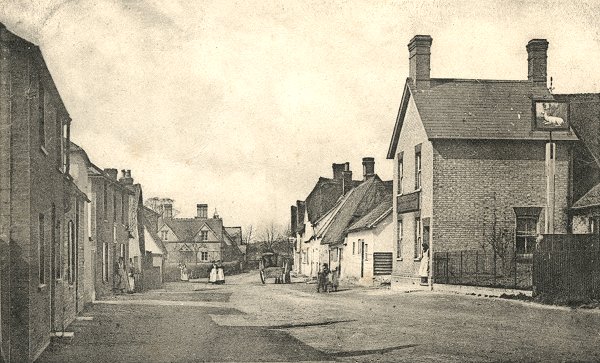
[386,35,579,286]
[158,204,243,276]
[0,24,86,362]
[291,162,360,276]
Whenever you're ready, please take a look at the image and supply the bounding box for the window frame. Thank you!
[414,217,422,259]
[516,216,538,254]
[39,213,46,285]
[397,219,403,260]
[67,220,76,285]
[397,152,404,195]
[415,148,422,190]
[201,230,209,242]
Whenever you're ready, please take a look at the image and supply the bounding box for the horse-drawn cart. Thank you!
[259,252,292,284]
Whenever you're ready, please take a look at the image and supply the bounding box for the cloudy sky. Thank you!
[2,0,600,232]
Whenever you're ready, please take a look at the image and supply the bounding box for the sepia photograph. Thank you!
[1,0,600,362]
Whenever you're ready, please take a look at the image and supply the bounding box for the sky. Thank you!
[1,0,600,233]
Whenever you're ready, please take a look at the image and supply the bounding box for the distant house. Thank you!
[305,158,391,279]
[344,199,393,285]
[158,204,243,274]
[386,35,591,287]
[291,162,360,276]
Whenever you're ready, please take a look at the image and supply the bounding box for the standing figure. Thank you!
[317,263,330,293]
[127,258,136,293]
[208,261,217,284]
[330,267,339,292]
[216,260,225,284]
[115,257,128,293]
[180,263,189,281]
[419,243,430,286]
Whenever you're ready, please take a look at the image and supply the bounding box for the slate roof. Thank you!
[163,218,223,242]
[224,227,242,244]
[388,78,578,158]
[319,176,391,246]
[347,198,393,233]
[305,177,361,225]
[572,183,600,210]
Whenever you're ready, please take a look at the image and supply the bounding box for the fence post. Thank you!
[493,249,497,286]
[460,251,463,284]
[475,250,479,284]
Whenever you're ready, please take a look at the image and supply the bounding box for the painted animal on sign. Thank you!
[540,104,565,126]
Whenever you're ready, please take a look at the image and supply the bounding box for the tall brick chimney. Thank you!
[527,39,549,88]
[296,200,305,231]
[408,35,433,89]
[197,204,208,219]
[104,168,118,180]
[290,205,297,236]
[362,157,375,180]
[119,169,134,185]
[342,169,353,194]
[332,162,348,179]
[163,203,173,219]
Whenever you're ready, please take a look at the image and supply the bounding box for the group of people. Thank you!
[114,257,136,294]
[316,263,339,293]
[208,260,225,284]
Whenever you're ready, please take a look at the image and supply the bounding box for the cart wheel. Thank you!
[260,270,266,284]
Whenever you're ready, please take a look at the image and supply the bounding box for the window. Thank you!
[120,243,126,259]
[121,193,126,225]
[516,216,537,254]
[113,190,117,222]
[38,75,46,148]
[201,230,208,242]
[103,181,108,219]
[358,239,363,254]
[102,243,109,282]
[39,214,46,284]
[52,204,60,279]
[200,251,209,261]
[67,220,75,284]
[352,241,356,255]
[161,230,168,241]
[397,220,403,259]
[415,145,422,190]
[364,244,368,261]
[60,122,68,172]
[113,223,117,243]
[414,217,422,258]
[397,152,404,195]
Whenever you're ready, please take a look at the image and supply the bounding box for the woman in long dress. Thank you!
[127,258,136,293]
[180,263,189,281]
[419,243,430,286]
[216,260,225,284]
[209,261,217,284]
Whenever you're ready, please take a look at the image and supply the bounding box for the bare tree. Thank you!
[481,192,513,271]
[242,224,254,245]
[260,221,280,252]
[144,197,179,217]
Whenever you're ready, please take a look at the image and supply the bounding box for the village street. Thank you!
[37,272,600,363]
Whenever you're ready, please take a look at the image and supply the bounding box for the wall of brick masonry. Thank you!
[431,139,571,253]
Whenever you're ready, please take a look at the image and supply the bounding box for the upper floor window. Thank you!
[397,152,404,195]
[397,220,403,259]
[201,230,209,242]
[415,144,422,190]
[113,190,117,222]
[103,181,108,219]
[39,213,46,284]
[38,75,46,149]
[161,230,168,241]
[121,193,126,225]
[200,251,209,261]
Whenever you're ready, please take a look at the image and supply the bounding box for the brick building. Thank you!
[0,24,86,362]
[386,35,580,286]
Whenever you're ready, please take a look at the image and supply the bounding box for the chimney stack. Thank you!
[296,200,306,232]
[408,35,433,89]
[104,168,118,180]
[342,169,353,194]
[197,204,208,219]
[332,162,348,179]
[119,169,134,185]
[163,203,173,219]
[362,157,375,180]
[290,205,298,236]
[527,39,549,88]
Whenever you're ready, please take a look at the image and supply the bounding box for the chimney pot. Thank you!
[332,163,348,180]
[527,39,549,87]
[119,169,134,185]
[196,204,208,219]
[163,203,173,219]
[104,168,118,180]
[408,35,433,89]
[362,157,375,180]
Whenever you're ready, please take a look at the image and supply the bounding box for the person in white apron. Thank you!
[180,263,189,281]
[216,260,225,284]
[419,243,430,285]
[209,261,218,284]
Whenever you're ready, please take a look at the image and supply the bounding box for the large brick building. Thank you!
[0,24,86,362]
[386,36,581,285]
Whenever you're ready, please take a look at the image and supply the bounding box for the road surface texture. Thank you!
[38,272,600,362]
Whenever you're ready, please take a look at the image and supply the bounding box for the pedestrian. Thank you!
[127,258,136,293]
[419,243,430,286]
[114,257,128,293]
[180,263,189,281]
[216,260,225,284]
[330,267,339,292]
[208,261,217,284]
[317,263,329,293]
